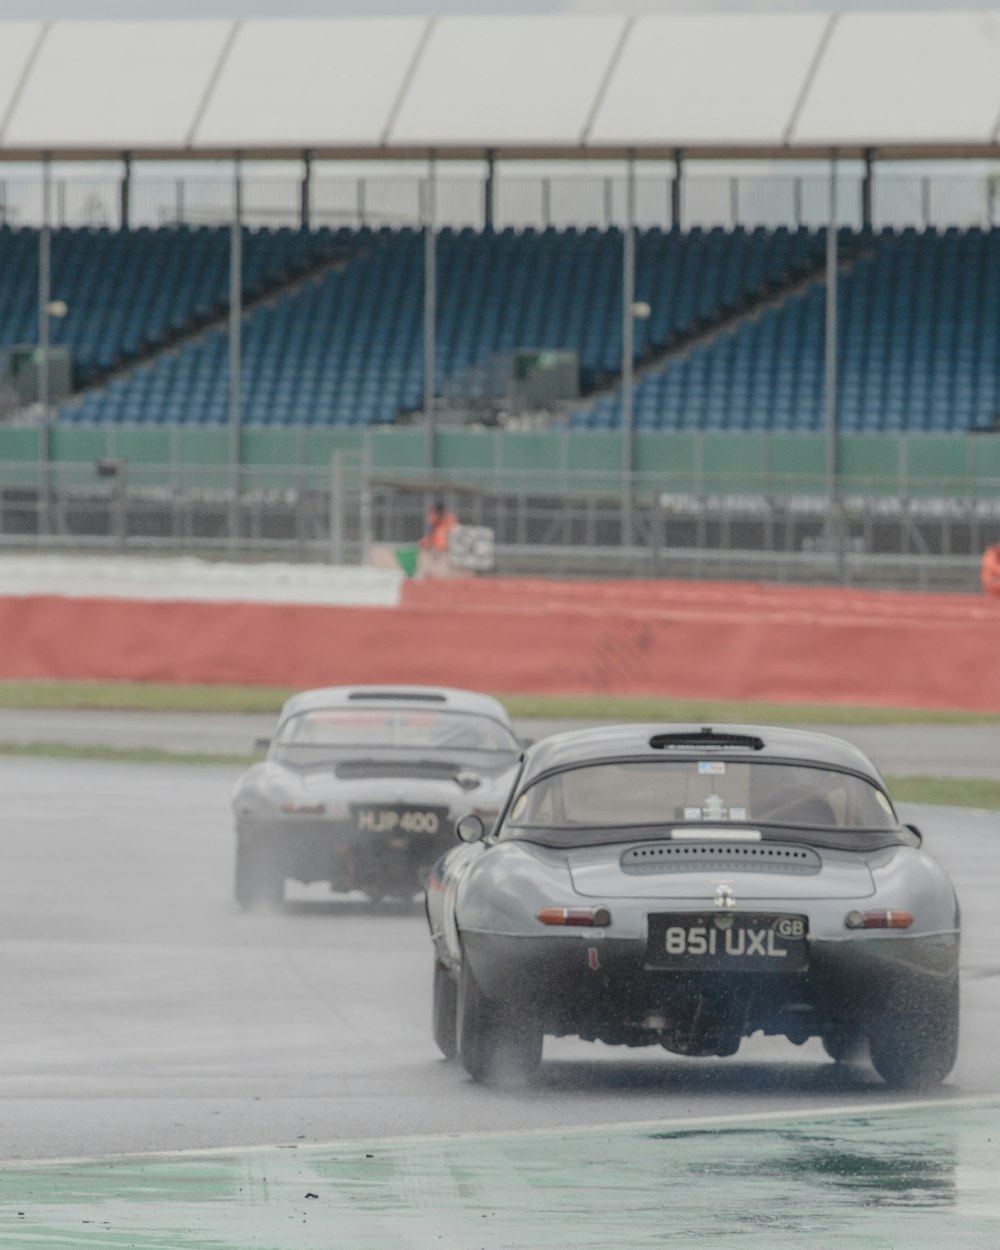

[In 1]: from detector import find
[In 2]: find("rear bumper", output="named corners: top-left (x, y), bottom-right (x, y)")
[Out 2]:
top-left (237, 817), bottom-right (452, 889)
top-left (461, 928), bottom-right (960, 1040)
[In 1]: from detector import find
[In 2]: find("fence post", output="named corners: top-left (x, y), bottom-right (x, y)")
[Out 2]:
top-left (357, 178), bottom-right (367, 228)
top-left (120, 153), bottom-right (133, 231)
top-left (485, 150), bottom-right (496, 231)
top-left (115, 463), bottom-right (128, 550)
top-left (359, 446), bottom-right (374, 566)
top-left (649, 491), bottom-right (661, 576)
top-left (329, 451), bottom-right (344, 565)
top-left (228, 157), bottom-right (243, 546)
top-left (424, 152), bottom-right (437, 472)
top-left (861, 148), bottom-right (875, 228)
top-left (824, 155), bottom-right (845, 583)
top-left (622, 153), bottom-right (636, 550)
top-left (300, 150), bottom-right (313, 231)
top-left (671, 149), bottom-right (684, 230)
top-left (38, 156), bottom-right (53, 538)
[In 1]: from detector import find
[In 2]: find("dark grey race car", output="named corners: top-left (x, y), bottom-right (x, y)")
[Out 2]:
top-left (427, 723), bottom-right (961, 1089)
top-left (233, 685), bottom-right (522, 908)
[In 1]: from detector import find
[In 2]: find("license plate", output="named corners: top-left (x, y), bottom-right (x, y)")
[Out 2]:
top-left (646, 912), bottom-right (809, 972)
top-left (352, 806), bottom-right (446, 837)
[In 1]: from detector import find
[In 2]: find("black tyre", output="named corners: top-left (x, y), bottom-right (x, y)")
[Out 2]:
top-left (456, 958), bottom-right (542, 1084)
top-left (234, 838), bottom-right (285, 910)
top-left (432, 960), bottom-right (458, 1060)
top-left (867, 980), bottom-right (959, 1090)
top-left (821, 1025), bottom-right (865, 1064)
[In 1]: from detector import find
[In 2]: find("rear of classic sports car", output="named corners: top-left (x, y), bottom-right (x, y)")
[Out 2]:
top-left (456, 836), bottom-right (959, 1077)
top-left (233, 687), bottom-right (521, 907)
top-left (432, 726), bottom-right (961, 1088)
top-left (237, 764), bottom-right (480, 902)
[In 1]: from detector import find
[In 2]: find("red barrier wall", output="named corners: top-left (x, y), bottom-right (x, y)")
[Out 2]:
top-left (3, 577), bottom-right (1000, 710)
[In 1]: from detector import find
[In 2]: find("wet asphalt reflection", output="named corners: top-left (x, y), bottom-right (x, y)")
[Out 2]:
top-left (2, 1102), bottom-right (997, 1248)
top-left (0, 753), bottom-right (997, 1246)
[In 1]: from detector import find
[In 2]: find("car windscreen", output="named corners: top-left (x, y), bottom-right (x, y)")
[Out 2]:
top-left (272, 707), bottom-right (520, 762)
top-left (504, 759), bottom-right (897, 834)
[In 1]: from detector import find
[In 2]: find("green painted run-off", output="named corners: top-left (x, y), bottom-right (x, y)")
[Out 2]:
top-left (1, 1102), bottom-right (997, 1249)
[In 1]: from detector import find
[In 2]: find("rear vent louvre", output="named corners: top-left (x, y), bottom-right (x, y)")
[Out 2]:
top-left (621, 842), bottom-right (821, 875)
top-left (347, 690), bottom-right (447, 703)
top-left (649, 727), bottom-right (765, 751)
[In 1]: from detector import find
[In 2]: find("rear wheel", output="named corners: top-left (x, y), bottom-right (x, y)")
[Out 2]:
top-left (456, 959), bottom-right (542, 1084)
top-left (234, 838), bottom-right (285, 910)
top-left (432, 960), bottom-right (458, 1060)
top-left (821, 1025), bottom-right (865, 1065)
top-left (867, 980), bottom-right (959, 1090)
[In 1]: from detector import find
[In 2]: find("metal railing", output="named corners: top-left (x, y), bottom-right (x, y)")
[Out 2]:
top-left (1, 170), bottom-right (999, 234)
top-left (0, 456), bottom-right (992, 592)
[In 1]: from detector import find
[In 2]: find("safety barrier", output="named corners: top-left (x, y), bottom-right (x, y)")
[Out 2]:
top-left (2, 575), bottom-right (999, 711)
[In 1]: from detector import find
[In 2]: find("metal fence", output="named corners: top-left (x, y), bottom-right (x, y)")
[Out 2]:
top-left (1, 169), bottom-right (999, 233)
top-left (0, 456), bottom-right (992, 592)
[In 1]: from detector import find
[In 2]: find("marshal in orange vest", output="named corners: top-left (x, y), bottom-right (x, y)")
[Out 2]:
top-left (981, 543), bottom-right (1000, 597)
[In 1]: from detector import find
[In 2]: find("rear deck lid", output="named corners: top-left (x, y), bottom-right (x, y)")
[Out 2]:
top-left (568, 836), bottom-right (876, 900)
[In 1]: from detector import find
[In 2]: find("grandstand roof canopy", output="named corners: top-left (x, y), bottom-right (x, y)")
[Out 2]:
top-left (2, 12), bottom-right (1000, 163)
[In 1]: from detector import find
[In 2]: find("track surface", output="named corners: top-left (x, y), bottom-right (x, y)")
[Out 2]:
top-left (1, 707), bottom-right (1000, 778)
top-left (0, 755), bottom-right (997, 1163)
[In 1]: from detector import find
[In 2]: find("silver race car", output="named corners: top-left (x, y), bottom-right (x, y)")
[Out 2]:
top-left (427, 724), bottom-right (960, 1089)
top-left (232, 686), bottom-right (522, 908)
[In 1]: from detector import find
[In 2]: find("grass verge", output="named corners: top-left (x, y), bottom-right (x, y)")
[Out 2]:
top-left (884, 775), bottom-right (1000, 810)
top-left (0, 681), bottom-right (998, 726)
top-left (0, 742), bottom-right (256, 767)
top-left (501, 694), bottom-right (1000, 727)
top-left (0, 681), bottom-right (293, 714)
top-left (0, 741), bottom-right (997, 809)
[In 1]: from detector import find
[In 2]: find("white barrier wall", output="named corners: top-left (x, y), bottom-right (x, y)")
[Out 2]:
top-left (0, 555), bottom-right (403, 607)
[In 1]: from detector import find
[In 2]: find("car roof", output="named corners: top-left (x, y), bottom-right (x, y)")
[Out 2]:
top-left (278, 685), bottom-right (513, 727)
top-left (521, 723), bottom-right (883, 784)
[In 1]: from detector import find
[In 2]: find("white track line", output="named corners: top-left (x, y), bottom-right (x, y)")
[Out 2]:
top-left (4, 1092), bottom-right (997, 1171)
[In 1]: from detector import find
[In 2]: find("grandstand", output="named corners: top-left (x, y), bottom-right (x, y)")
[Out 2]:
top-left (0, 224), bottom-right (346, 390)
top-left (582, 226), bottom-right (1000, 436)
top-left (48, 223), bottom-right (830, 428)
top-left (18, 221), bottom-right (991, 439)
top-left (0, 12), bottom-right (999, 585)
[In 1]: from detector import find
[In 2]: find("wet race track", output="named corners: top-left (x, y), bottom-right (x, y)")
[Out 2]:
top-left (0, 730), bottom-right (998, 1246)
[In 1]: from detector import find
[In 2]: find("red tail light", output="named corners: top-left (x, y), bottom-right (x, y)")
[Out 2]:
top-left (844, 909), bottom-right (913, 930)
top-left (536, 907), bottom-right (611, 928)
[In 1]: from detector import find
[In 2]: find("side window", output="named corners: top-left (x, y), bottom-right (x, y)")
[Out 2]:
top-left (511, 775), bottom-right (561, 825)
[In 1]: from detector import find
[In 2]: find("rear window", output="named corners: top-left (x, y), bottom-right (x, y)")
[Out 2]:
top-left (274, 707), bottom-right (519, 757)
top-left (505, 759), bottom-right (896, 832)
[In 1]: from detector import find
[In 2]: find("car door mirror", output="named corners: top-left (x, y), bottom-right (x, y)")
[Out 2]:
top-left (456, 813), bottom-right (486, 843)
top-left (904, 823), bottom-right (923, 846)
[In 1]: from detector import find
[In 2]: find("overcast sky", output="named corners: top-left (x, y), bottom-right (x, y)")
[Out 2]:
top-left (0, 0), bottom-right (994, 17)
